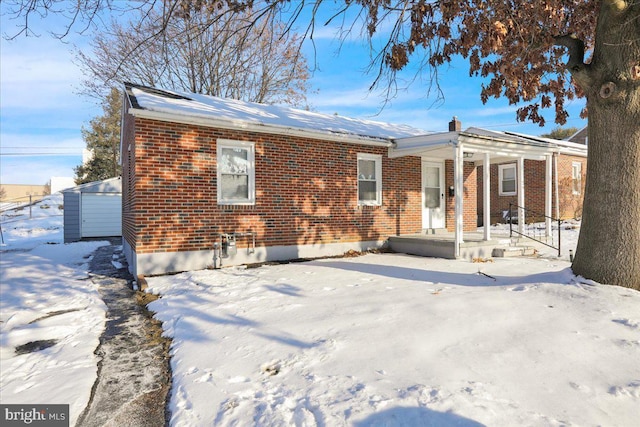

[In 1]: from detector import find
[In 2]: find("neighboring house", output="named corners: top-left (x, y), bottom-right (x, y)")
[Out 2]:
top-left (121, 83), bottom-right (587, 277)
top-left (567, 126), bottom-right (588, 146)
top-left (49, 176), bottom-right (76, 194)
top-left (62, 177), bottom-right (122, 243)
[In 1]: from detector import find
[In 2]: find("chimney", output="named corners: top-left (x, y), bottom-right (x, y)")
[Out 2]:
top-left (449, 116), bottom-right (461, 132)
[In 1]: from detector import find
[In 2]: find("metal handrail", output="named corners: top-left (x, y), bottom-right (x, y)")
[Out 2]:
top-left (508, 203), bottom-right (561, 257)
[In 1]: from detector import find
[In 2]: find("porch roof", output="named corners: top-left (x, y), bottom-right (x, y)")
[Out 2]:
top-left (389, 127), bottom-right (560, 162)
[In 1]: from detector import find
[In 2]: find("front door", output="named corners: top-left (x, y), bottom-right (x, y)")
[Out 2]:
top-left (422, 161), bottom-right (445, 229)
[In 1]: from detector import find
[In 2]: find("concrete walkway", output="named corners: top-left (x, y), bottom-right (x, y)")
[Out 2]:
top-left (77, 241), bottom-right (171, 427)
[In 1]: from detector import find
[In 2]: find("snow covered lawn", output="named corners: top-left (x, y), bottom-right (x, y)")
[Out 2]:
top-left (1, 196), bottom-right (638, 426)
top-left (0, 194), bottom-right (109, 426)
top-left (147, 252), bottom-right (640, 426)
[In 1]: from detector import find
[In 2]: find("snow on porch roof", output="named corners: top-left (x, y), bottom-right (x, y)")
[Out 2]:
top-left (124, 83), bottom-right (428, 145)
top-left (390, 126), bottom-right (566, 160)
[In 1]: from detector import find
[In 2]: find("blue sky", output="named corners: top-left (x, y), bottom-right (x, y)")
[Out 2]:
top-left (0, 4), bottom-right (587, 186)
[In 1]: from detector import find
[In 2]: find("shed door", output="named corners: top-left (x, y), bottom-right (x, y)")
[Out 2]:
top-left (81, 193), bottom-right (122, 237)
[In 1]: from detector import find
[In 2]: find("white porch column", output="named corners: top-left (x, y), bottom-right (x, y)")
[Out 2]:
top-left (483, 152), bottom-right (491, 241)
top-left (545, 155), bottom-right (553, 237)
top-left (517, 156), bottom-right (525, 234)
top-left (454, 143), bottom-right (464, 257)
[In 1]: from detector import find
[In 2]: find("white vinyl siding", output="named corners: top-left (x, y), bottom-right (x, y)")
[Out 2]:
top-left (357, 153), bottom-right (382, 206)
top-left (572, 162), bottom-right (582, 195)
top-left (217, 139), bottom-right (255, 205)
top-left (499, 163), bottom-right (517, 196)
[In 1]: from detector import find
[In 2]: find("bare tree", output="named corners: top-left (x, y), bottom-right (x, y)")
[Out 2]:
top-left (75, 2), bottom-right (310, 106)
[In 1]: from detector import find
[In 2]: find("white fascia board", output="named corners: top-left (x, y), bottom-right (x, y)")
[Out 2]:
top-left (128, 108), bottom-right (394, 148)
top-left (555, 140), bottom-right (588, 157)
top-left (459, 134), bottom-right (557, 157)
top-left (501, 130), bottom-right (588, 157)
top-left (390, 131), bottom-right (557, 160)
top-left (388, 143), bottom-right (453, 158)
top-left (395, 131), bottom-right (457, 145)
top-left (390, 131), bottom-right (459, 158)
top-left (557, 146), bottom-right (588, 158)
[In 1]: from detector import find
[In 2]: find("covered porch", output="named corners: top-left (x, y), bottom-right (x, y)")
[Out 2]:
top-left (388, 125), bottom-right (559, 259)
top-left (387, 230), bottom-right (537, 260)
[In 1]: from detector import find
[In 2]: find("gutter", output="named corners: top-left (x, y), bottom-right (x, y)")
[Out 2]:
top-left (128, 108), bottom-right (395, 148)
top-left (459, 131), bottom-right (558, 150)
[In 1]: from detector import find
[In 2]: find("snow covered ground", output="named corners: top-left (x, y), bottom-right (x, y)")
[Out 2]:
top-left (0, 194), bottom-right (109, 426)
top-left (146, 228), bottom-right (639, 426)
top-left (1, 195), bottom-right (638, 426)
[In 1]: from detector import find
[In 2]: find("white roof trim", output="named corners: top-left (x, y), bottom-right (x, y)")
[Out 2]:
top-left (390, 129), bottom-right (559, 160)
top-left (503, 130), bottom-right (588, 156)
top-left (62, 177), bottom-right (122, 193)
top-left (128, 107), bottom-right (395, 148)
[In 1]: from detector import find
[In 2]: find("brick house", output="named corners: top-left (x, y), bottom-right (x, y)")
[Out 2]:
top-left (477, 130), bottom-right (588, 225)
top-left (121, 83), bottom-right (586, 276)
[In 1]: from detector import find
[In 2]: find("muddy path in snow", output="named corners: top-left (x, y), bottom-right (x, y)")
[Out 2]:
top-left (77, 240), bottom-right (171, 427)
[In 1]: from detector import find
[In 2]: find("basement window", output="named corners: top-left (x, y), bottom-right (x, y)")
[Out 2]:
top-left (357, 153), bottom-right (382, 206)
top-left (217, 139), bottom-right (255, 205)
top-left (499, 163), bottom-right (517, 196)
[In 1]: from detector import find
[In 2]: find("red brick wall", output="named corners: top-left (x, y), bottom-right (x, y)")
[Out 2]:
top-left (122, 116), bottom-right (424, 255)
top-left (557, 154), bottom-right (586, 219)
top-left (121, 107), bottom-right (137, 252)
top-left (477, 156), bottom-right (587, 225)
top-left (444, 160), bottom-right (478, 232)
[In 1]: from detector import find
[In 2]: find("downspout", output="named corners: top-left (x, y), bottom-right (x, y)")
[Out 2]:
top-left (483, 152), bottom-right (491, 241)
top-left (545, 155), bottom-right (553, 237)
top-left (453, 142), bottom-right (464, 258)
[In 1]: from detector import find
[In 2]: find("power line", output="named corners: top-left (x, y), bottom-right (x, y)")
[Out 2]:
top-left (1, 146), bottom-right (84, 149)
top-left (0, 153), bottom-right (82, 156)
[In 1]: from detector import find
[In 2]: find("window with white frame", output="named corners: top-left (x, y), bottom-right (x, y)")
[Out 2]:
top-left (217, 139), bottom-right (255, 205)
top-left (498, 163), bottom-right (517, 196)
top-left (357, 153), bottom-right (382, 205)
top-left (572, 161), bottom-right (582, 195)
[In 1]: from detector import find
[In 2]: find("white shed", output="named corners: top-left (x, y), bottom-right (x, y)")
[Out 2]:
top-left (63, 177), bottom-right (122, 243)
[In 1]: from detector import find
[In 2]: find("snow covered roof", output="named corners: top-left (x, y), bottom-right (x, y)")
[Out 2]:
top-left (62, 177), bottom-right (122, 194)
top-left (498, 129), bottom-right (588, 157)
top-left (124, 83), bottom-right (428, 145)
top-left (391, 126), bottom-right (587, 160)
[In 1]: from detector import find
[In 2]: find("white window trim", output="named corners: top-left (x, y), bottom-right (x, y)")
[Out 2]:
top-left (498, 163), bottom-right (517, 196)
top-left (357, 153), bottom-right (383, 206)
top-left (217, 139), bottom-right (255, 205)
top-left (572, 161), bottom-right (582, 195)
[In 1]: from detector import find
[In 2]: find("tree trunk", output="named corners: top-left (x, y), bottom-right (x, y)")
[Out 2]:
top-left (571, 1), bottom-right (640, 290)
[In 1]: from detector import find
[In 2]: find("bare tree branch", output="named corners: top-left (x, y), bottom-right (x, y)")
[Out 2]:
top-left (76, 1), bottom-right (310, 107)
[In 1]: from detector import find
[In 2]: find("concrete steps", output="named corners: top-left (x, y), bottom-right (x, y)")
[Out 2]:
top-left (421, 228), bottom-right (449, 235)
top-left (492, 246), bottom-right (537, 257)
top-left (389, 233), bottom-right (539, 260)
